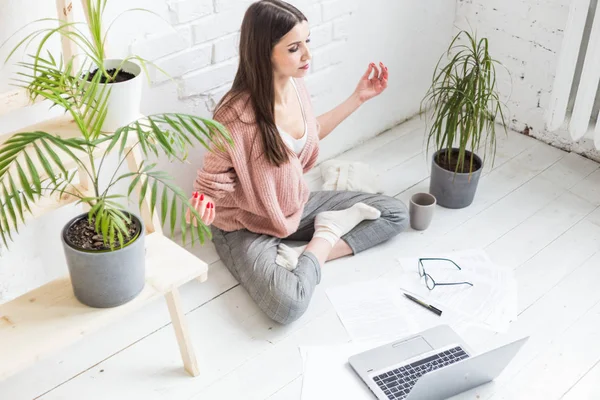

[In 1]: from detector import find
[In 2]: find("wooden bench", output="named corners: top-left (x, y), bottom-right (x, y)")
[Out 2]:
top-left (0, 233), bottom-right (207, 381)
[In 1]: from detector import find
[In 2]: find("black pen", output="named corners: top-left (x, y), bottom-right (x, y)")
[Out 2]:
top-left (403, 293), bottom-right (443, 316)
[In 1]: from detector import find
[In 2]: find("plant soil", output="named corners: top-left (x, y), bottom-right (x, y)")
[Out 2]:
top-left (86, 68), bottom-right (136, 84)
top-left (65, 217), bottom-right (137, 251)
top-left (436, 149), bottom-right (482, 173)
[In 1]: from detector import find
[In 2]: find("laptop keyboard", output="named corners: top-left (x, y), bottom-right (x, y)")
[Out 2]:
top-left (372, 346), bottom-right (469, 400)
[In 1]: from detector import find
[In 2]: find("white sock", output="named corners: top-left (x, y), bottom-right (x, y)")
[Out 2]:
top-left (313, 203), bottom-right (381, 247)
top-left (275, 243), bottom-right (309, 271)
top-left (275, 243), bottom-right (300, 271)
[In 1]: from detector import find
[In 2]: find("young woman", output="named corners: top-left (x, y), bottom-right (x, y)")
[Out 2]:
top-left (187, 0), bottom-right (408, 324)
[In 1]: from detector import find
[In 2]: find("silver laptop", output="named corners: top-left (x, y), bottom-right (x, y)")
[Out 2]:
top-left (348, 325), bottom-right (528, 400)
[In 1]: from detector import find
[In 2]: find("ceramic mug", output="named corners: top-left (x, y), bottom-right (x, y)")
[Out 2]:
top-left (409, 193), bottom-right (437, 230)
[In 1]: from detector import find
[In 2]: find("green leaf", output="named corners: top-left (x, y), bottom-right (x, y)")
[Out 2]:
top-left (93, 205), bottom-right (105, 233)
top-left (8, 173), bottom-right (25, 223)
top-left (150, 179), bottom-right (158, 219)
top-left (161, 185), bottom-right (168, 225)
top-left (16, 162), bottom-right (34, 202)
top-left (101, 212), bottom-right (110, 239)
top-left (132, 123), bottom-right (148, 156)
top-left (180, 202), bottom-right (188, 246)
top-left (196, 222), bottom-right (205, 245)
top-left (142, 163), bottom-right (157, 173)
top-left (138, 177), bottom-right (149, 211)
top-left (170, 195), bottom-right (177, 238)
top-left (89, 199), bottom-right (104, 219)
top-left (21, 193), bottom-right (32, 215)
top-left (148, 117), bottom-right (173, 154)
top-left (111, 213), bottom-right (128, 235)
top-left (108, 223), bottom-right (115, 249)
top-left (165, 115), bottom-right (192, 147)
top-left (105, 127), bottom-right (123, 154)
top-left (188, 118), bottom-right (212, 149)
top-left (0, 146), bottom-right (23, 174)
top-left (128, 174), bottom-right (142, 197)
top-left (32, 143), bottom-right (58, 183)
top-left (118, 127), bottom-right (129, 156)
top-left (2, 183), bottom-right (19, 233)
top-left (0, 200), bottom-right (12, 247)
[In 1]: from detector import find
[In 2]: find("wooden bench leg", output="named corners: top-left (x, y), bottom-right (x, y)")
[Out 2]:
top-left (196, 272), bottom-right (208, 283)
top-left (165, 288), bottom-right (200, 377)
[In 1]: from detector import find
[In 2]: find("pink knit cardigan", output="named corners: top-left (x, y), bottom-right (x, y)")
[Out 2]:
top-left (193, 78), bottom-right (320, 238)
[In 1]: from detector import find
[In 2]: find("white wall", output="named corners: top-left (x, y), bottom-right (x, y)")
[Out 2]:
top-left (0, 0), bottom-right (455, 302)
top-left (455, 0), bottom-right (600, 162)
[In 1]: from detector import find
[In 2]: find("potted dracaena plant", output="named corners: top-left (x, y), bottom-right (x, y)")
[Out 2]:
top-left (421, 30), bottom-right (508, 209)
top-left (0, 4), bottom-right (231, 308)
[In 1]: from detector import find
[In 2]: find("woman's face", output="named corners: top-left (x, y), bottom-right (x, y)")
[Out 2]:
top-left (272, 21), bottom-right (311, 79)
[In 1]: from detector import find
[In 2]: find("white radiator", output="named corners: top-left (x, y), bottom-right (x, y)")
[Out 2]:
top-left (548, 0), bottom-right (600, 149)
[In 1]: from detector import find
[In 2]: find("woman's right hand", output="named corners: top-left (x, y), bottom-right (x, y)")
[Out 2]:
top-left (185, 192), bottom-right (215, 226)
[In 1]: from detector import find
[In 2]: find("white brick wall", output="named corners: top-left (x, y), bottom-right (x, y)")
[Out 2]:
top-left (178, 59), bottom-right (238, 97)
top-left (310, 41), bottom-right (346, 72)
top-left (167, 0), bottom-right (213, 24)
top-left (455, 0), bottom-right (600, 161)
top-left (213, 33), bottom-right (240, 63)
top-left (305, 65), bottom-right (337, 97)
top-left (136, 0), bottom-right (358, 105)
top-left (214, 0), bottom-right (254, 13)
top-left (190, 7), bottom-right (246, 44)
top-left (309, 22), bottom-right (333, 49)
top-left (206, 84), bottom-right (234, 112)
top-left (149, 44), bottom-right (212, 84)
top-left (129, 27), bottom-right (191, 61)
top-left (333, 16), bottom-right (350, 40)
top-left (321, 0), bottom-right (358, 21)
top-left (301, 1), bottom-right (322, 24)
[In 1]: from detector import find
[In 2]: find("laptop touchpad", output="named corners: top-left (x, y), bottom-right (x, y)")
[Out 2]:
top-left (384, 337), bottom-right (434, 367)
top-left (354, 336), bottom-right (435, 373)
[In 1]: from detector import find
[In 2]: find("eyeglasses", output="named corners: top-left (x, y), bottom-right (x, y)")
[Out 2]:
top-left (418, 258), bottom-right (474, 290)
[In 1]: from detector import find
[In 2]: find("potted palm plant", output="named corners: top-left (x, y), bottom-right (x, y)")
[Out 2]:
top-left (421, 30), bottom-right (508, 209)
top-left (0, 21), bottom-right (231, 309)
top-left (3, 0), bottom-right (170, 131)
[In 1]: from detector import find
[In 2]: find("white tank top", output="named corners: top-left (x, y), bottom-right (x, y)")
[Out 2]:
top-left (277, 78), bottom-right (307, 155)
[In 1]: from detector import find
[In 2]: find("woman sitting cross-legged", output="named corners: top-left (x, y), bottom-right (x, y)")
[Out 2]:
top-left (187, 0), bottom-right (409, 325)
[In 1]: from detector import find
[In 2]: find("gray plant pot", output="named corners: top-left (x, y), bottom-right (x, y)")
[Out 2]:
top-left (429, 149), bottom-right (483, 209)
top-left (61, 212), bottom-right (146, 308)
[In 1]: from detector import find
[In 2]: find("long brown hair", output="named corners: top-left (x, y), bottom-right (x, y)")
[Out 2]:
top-left (214, 0), bottom-right (307, 167)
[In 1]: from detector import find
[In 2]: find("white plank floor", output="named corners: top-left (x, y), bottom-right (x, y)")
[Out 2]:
top-left (2, 116), bottom-right (600, 400)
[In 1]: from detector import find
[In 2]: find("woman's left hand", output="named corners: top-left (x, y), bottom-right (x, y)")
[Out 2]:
top-left (354, 62), bottom-right (388, 104)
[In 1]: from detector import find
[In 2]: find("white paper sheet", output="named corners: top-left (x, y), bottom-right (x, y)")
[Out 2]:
top-left (325, 279), bottom-right (421, 343)
top-left (300, 343), bottom-right (382, 400)
top-left (397, 249), bottom-right (518, 332)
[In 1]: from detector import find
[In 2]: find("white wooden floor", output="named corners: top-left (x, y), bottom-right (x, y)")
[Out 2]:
top-left (2, 116), bottom-right (600, 400)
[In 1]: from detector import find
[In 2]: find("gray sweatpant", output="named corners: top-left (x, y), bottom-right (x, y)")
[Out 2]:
top-left (210, 191), bottom-right (409, 325)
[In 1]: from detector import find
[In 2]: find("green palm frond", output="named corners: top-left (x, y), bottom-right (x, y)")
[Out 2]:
top-left (0, 131), bottom-right (91, 185)
top-left (126, 166), bottom-right (210, 245)
top-left (13, 53), bottom-right (110, 140)
top-left (0, 172), bottom-right (79, 247)
top-left (421, 30), bottom-right (509, 174)
top-left (123, 114), bottom-right (232, 157)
